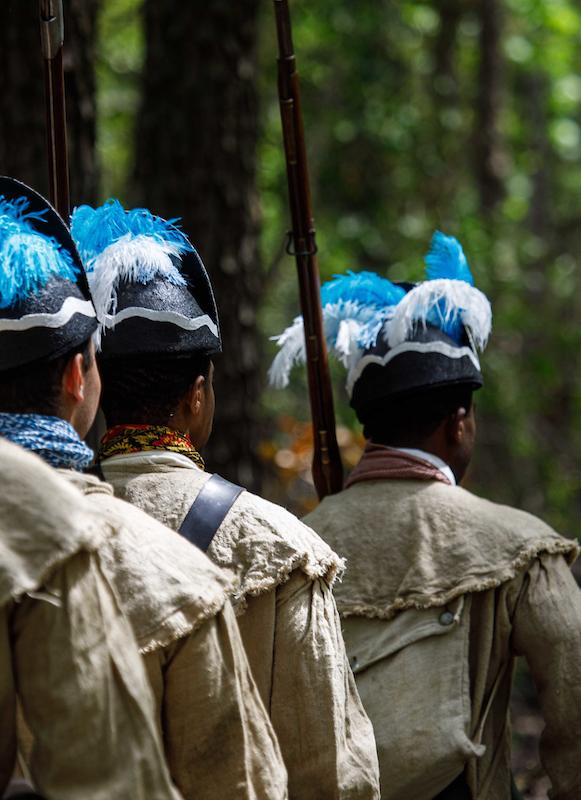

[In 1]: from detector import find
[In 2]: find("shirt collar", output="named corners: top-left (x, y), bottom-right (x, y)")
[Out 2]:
top-left (390, 446), bottom-right (456, 486)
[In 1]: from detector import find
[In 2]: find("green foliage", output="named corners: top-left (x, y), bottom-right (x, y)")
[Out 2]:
top-left (96, 0), bottom-right (581, 534)
top-left (258, 0), bottom-right (581, 533)
top-left (96, 0), bottom-right (144, 202)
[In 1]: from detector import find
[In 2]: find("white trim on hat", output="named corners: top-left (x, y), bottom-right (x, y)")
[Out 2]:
top-left (0, 296), bottom-right (96, 332)
top-left (346, 340), bottom-right (481, 397)
top-left (101, 306), bottom-right (219, 338)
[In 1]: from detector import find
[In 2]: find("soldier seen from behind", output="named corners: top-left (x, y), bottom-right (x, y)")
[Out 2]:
top-left (72, 199), bottom-right (381, 800)
top-left (272, 232), bottom-right (581, 800)
top-left (0, 177), bottom-right (287, 800)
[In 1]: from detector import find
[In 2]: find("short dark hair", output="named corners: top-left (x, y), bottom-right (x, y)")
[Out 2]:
top-left (363, 384), bottom-right (475, 447)
top-left (99, 354), bottom-right (211, 427)
top-left (0, 338), bottom-right (94, 416)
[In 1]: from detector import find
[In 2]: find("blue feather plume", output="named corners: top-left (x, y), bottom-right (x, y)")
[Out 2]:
top-left (0, 195), bottom-right (78, 309)
top-left (423, 231), bottom-right (473, 341)
top-left (321, 270), bottom-right (406, 309)
top-left (424, 230), bottom-right (473, 285)
top-left (269, 270), bottom-right (406, 387)
top-left (71, 199), bottom-right (193, 274)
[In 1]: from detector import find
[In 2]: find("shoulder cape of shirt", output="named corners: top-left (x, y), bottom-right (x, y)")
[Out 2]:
top-left (0, 439), bottom-right (103, 605)
top-left (62, 469), bottom-right (233, 653)
top-left (100, 450), bottom-right (344, 611)
top-left (304, 478), bottom-right (579, 620)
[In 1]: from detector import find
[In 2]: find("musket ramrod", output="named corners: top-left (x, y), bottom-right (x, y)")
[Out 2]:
top-left (273, 0), bottom-right (343, 499)
top-left (39, 0), bottom-right (70, 220)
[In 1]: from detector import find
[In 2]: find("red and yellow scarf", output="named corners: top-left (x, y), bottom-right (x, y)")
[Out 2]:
top-left (98, 424), bottom-right (205, 470)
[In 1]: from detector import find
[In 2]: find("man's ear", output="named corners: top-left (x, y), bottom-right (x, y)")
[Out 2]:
top-left (444, 407), bottom-right (468, 445)
top-left (62, 353), bottom-right (86, 404)
top-left (186, 375), bottom-right (207, 417)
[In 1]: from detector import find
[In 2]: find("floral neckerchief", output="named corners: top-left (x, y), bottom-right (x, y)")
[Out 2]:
top-left (98, 424), bottom-right (205, 470)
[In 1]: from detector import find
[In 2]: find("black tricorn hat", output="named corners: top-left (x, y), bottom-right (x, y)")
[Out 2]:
top-left (269, 234), bottom-right (492, 424)
top-left (349, 316), bottom-right (484, 424)
top-left (70, 201), bottom-right (221, 360)
top-left (0, 177), bottom-right (97, 372)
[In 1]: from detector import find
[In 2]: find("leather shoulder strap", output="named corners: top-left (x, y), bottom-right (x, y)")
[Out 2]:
top-left (178, 473), bottom-right (243, 552)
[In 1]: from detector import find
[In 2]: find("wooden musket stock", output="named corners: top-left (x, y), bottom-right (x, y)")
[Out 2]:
top-left (273, 0), bottom-right (343, 499)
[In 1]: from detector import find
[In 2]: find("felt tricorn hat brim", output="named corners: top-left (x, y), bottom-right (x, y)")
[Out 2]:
top-left (349, 322), bottom-right (483, 424)
top-left (0, 177), bottom-right (97, 372)
top-left (97, 249), bottom-right (222, 360)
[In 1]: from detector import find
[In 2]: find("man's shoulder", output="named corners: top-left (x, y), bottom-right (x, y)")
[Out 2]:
top-left (307, 477), bottom-right (563, 542)
top-left (233, 486), bottom-right (332, 550)
top-left (0, 444), bottom-right (104, 604)
top-left (207, 483), bottom-right (343, 603)
top-left (305, 478), bottom-right (578, 621)
top-left (81, 471), bottom-right (229, 585)
top-left (61, 467), bottom-right (232, 652)
top-left (107, 457), bottom-right (344, 602)
top-left (426, 481), bottom-right (565, 542)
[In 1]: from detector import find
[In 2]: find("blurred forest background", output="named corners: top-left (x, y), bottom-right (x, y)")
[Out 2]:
top-left (1, 1), bottom-right (580, 795)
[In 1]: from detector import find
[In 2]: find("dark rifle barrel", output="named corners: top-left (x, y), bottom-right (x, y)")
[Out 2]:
top-left (39, 0), bottom-right (70, 220)
top-left (273, 0), bottom-right (343, 498)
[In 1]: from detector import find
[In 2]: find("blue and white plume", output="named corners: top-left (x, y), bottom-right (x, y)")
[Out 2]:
top-left (268, 271), bottom-right (406, 388)
top-left (269, 231), bottom-right (492, 393)
top-left (71, 199), bottom-right (192, 325)
top-left (0, 195), bottom-right (77, 309)
top-left (386, 231), bottom-right (491, 350)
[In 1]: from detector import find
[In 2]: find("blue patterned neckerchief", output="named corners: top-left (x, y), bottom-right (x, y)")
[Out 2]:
top-left (0, 413), bottom-right (94, 470)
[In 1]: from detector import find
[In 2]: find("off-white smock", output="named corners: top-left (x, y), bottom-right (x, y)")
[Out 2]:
top-left (101, 449), bottom-right (381, 800)
top-left (305, 478), bottom-right (581, 800)
top-left (60, 469), bottom-right (287, 800)
top-left (0, 439), bottom-right (181, 800)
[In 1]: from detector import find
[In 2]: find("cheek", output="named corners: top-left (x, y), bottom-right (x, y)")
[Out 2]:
top-left (87, 365), bottom-right (102, 405)
top-left (94, 368), bottom-right (102, 398)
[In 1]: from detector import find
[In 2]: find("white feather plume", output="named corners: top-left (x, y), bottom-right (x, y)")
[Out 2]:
top-left (268, 317), bottom-right (305, 388)
top-left (87, 234), bottom-right (186, 323)
top-left (386, 279), bottom-right (492, 351)
top-left (268, 299), bottom-right (401, 387)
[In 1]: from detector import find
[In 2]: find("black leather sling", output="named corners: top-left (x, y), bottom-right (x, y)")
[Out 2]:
top-left (178, 473), bottom-right (243, 552)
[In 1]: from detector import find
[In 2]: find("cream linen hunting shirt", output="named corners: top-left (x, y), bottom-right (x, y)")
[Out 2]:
top-left (0, 439), bottom-right (181, 800)
top-left (305, 476), bottom-right (581, 800)
top-left (58, 468), bottom-right (288, 800)
top-left (101, 448), bottom-right (381, 800)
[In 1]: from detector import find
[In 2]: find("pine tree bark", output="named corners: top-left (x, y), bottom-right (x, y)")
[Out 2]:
top-left (134, 0), bottom-right (264, 491)
top-left (0, 0), bottom-right (99, 208)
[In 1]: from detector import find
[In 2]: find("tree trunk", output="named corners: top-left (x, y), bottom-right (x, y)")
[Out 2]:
top-left (134, 0), bottom-right (264, 491)
top-left (521, 71), bottom-right (551, 237)
top-left (426, 0), bottom-right (463, 206)
top-left (64, 0), bottom-right (100, 207)
top-left (474, 0), bottom-right (505, 213)
top-left (0, 0), bottom-right (99, 209)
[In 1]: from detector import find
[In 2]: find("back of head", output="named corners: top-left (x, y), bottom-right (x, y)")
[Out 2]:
top-left (0, 339), bottom-right (93, 417)
top-left (362, 384), bottom-right (475, 449)
top-left (100, 353), bottom-right (211, 427)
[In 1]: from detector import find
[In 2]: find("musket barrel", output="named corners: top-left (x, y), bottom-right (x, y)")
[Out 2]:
top-left (272, 0), bottom-right (343, 498)
top-left (39, 0), bottom-right (70, 221)
top-left (40, 0), bottom-right (64, 59)
top-left (274, 0), bottom-right (295, 60)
